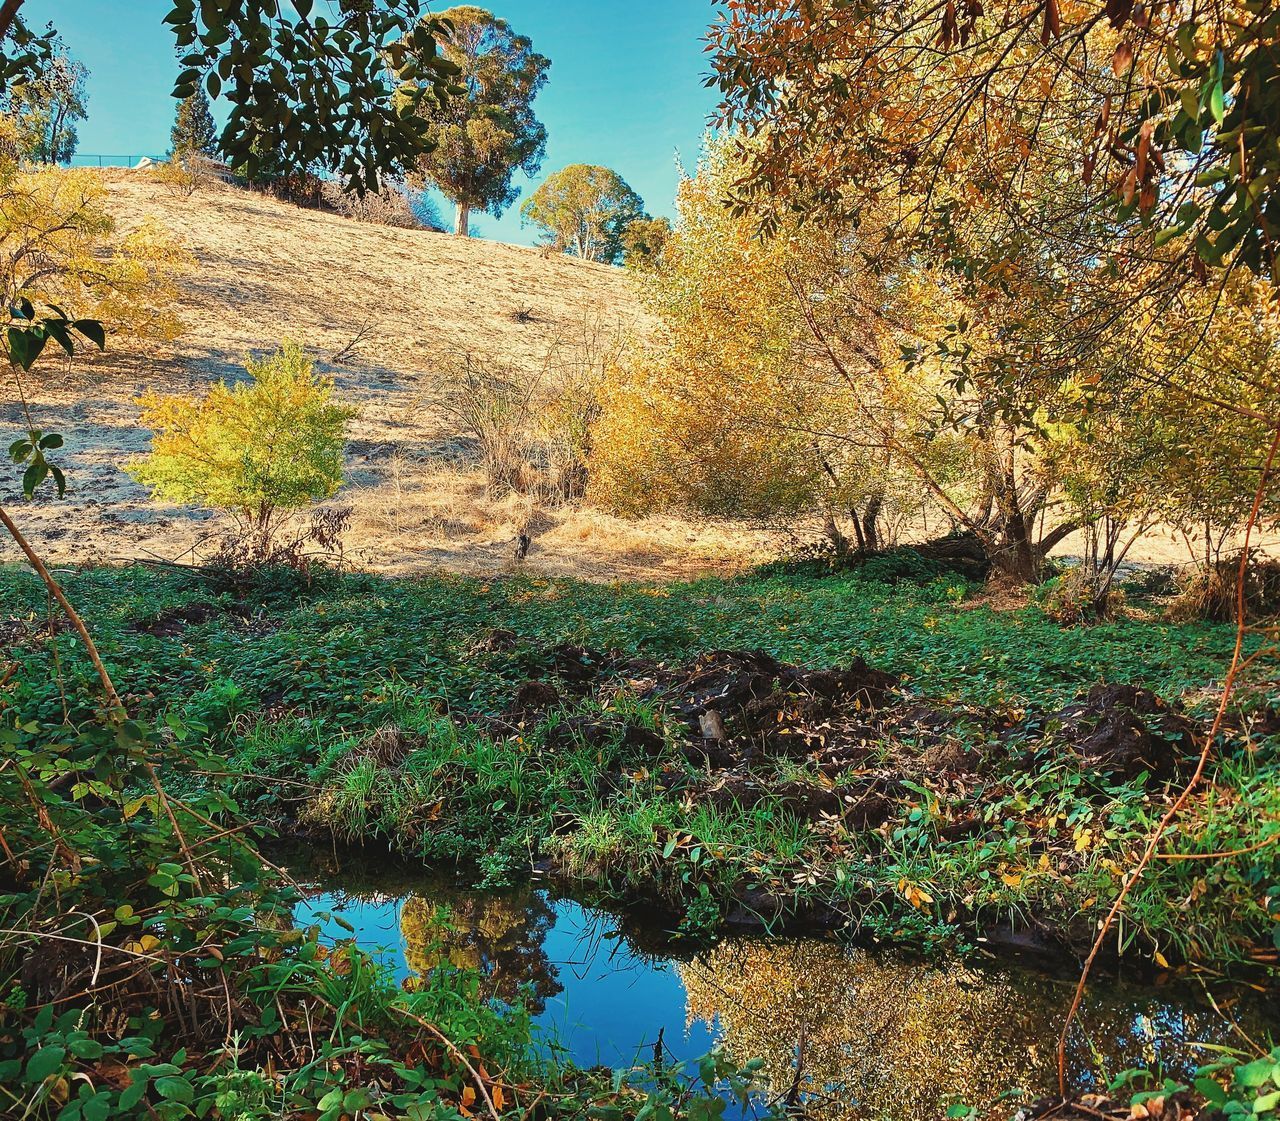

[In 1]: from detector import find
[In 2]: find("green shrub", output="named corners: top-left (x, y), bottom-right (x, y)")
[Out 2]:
top-left (130, 342), bottom-right (354, 554)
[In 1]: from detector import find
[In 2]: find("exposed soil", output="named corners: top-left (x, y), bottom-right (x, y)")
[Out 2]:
top-left (464, 647), bottom-right (1200, 818)
top-left (1027, 683), bottom-right (1197, 782)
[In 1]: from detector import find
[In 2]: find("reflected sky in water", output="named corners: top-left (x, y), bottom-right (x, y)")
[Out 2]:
top-left (295, 879), bottom-right (718, 1070)
top-left (291, 854), bottom-right (1277, 1118)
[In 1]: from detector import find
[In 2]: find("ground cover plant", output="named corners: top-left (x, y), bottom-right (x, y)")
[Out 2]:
top-left (2, 0), bottom-right (1279, 1114)
top-left (0, 572), bottom-right (768, 1119)
top-left (2, 560), bottom-right (1276, 973)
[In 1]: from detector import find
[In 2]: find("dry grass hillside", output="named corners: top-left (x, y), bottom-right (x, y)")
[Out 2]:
top-left (0, 171), bottom-right (779, 579)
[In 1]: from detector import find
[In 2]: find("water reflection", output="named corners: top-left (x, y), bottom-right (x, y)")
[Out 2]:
top-left (680, 941), bottom-right (1267, 1116)
top-left (400, 892), bottom-right (562, 1013)
top-left (288, 851), bottom-right (1276, 1118)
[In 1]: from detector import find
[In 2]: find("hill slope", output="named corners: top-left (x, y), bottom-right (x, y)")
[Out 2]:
top-left (0, 172), bottom-right (774, 578)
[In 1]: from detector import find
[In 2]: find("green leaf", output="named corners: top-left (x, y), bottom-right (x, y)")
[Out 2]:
top-left (72, 320), bottom-right (105, 350)
top-left (154, 1075), bottom-right (194, 1103)
top-left (1253, 1091), bottom-right (1280, 1114)
top-left (118, 1078), bottom-right (148, 1111)
top-left (1237, 1060), bottom-right (1277, 1089)
top-left (26, 1045), bottom-right (67, 1082)
top-left (80, 1092), bottom-right (112, 1121)
top-left (67, 1038), bottom-right (103, 1060)
top-left (1196, 1077), bottom-right (1228, 1105)
top-left (22, 460), bottom-right (48, 498)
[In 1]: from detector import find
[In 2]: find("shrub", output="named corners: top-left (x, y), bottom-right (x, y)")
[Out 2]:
top-left (1040, 566), bottom-right (1126, 625)
top-left (431, 317), bottom-right (622, 503)
top-left (319, 179), bottom-right (427, 229)
top-left (153, 153), bottom-right (221, 199)
top-left (1168, 552), bottom-right (1280, 622)
top-left (130, 342), bottom-right (355, 557)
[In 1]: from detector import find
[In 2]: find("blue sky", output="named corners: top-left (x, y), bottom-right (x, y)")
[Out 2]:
top-left (22, 1), bottom-right (719, 245)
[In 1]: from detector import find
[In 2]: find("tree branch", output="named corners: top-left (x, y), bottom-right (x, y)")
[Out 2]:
top-left (0, 0), bottom-right (24, 44)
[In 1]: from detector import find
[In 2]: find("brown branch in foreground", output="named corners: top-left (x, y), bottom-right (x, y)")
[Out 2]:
top-left (0, 500), bottom-right (206, 888)
top-left (1055, 423), bottom-right (1280, 1095)
top-left (393, 1006), bottom-right (504, 1121)
top-left (0, 503), bottom-right (123, 714)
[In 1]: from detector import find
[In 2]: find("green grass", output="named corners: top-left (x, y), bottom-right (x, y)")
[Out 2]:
top-left (2, 561), bottom-right (1277, 968)
top-left (0, 562), bottom-right (1253, 712)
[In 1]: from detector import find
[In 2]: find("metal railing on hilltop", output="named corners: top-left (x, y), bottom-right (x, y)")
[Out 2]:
top-left (65, 154), bottom-right (165, 169)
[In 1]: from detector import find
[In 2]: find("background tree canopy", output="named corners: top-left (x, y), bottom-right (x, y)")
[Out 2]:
top-left (170, 88), bottom-right (218, 159)
top-left (4, 30), bottom-right (85, 164)
top-left (521, 163), bottom-right (647, 264)
top-left (406, 5), bottom-right (550, 236)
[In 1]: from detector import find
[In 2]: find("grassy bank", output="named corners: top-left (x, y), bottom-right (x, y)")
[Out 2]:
top-left (2, 560), bottom-right (1278, 969)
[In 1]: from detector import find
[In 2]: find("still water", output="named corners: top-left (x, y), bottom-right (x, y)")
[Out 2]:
top-left (289, 850), bottom-right (1277, 1118)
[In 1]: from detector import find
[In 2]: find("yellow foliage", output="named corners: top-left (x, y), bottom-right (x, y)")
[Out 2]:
top-left (0, 162), bottom-right (191, 345)
top-left (591, 136), bottom-right (918, 529)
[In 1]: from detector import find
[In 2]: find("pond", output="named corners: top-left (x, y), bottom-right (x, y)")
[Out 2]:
top-left (288, 849), bottom-right (1278, 1119)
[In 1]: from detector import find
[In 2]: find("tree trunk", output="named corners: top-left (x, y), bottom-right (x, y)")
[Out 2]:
top-left (861, 493), bottom-right (884, 554)
top-left (982, 507), bottom-right (1043, 582)
top-left (454, 202), bottom-right (470, 237)
top-left (824, 511), bottom-right (850, 557)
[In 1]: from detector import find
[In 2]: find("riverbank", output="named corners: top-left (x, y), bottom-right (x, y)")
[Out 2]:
top-left (3, 560), bottom-right (1277, 973)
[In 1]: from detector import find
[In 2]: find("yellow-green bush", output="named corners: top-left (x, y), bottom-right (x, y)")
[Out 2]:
top-left (130, 342), bottom-right (355, 548)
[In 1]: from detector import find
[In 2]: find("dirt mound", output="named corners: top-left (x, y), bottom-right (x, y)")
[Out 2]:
top-left (1045, 683), bottom-right (1195, 781)
top-left (471, 627), bottom-right (518, 653)
top-left (542, 714), bottom-right (664, 755)
top-left (131, 601), bottom-right (225, 637)
top-left (511, 680), bottom-right (561, 714)
top-left (630, 649), bottom-right (899, 763)
top-left (548, 644), bottom-right (604, 688)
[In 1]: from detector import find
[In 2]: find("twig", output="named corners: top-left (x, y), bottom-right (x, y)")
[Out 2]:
top-left (393, 1006), bottom-right (504, 1121)
top-left (328, 316), bottom-right (378, 363)
top-left (1154, 831), bottom-right (1280, 861)
top-left (1056, 424), bottom-right (1280, 1093)
top-left (0, 504), bottom-right (123, 714)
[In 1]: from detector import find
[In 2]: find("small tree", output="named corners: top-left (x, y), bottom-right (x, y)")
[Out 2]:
top-left (170, 89), bottom-right (218, 158)
top-left (521, 164), bottom-right (646, 264)
top-left (130, 343), bottom-right (355, 554)
top-left (406, 6), bottom-right (549, 237)
top-left (5, 32), bottom-right (86, 164)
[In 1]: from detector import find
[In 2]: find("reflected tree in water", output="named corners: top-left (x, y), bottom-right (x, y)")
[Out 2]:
top-left (680, 942), bottom-right (1259, 1116)
top-left (400, 887), bottom-right (563, 1014)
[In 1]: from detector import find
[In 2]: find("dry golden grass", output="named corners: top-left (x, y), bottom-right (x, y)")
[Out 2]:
top-left (2, 170), bottom-right (1259, 581)
top-left (0, 170), bottom-right (780, 579)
